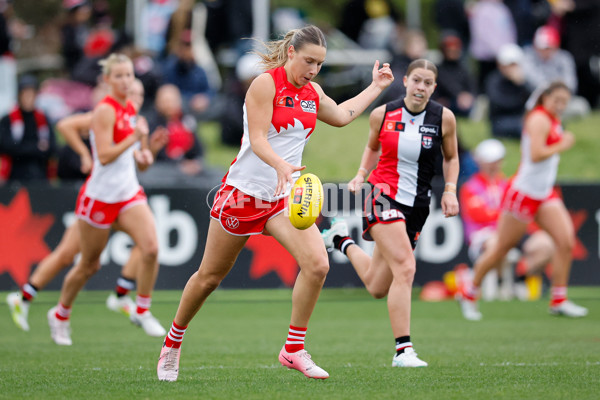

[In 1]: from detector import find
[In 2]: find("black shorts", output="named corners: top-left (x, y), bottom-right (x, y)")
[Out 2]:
top-left (362, 185), bottom-right (430, 249)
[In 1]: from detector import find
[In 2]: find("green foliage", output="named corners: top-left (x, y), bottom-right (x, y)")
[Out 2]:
top-left (1, 288), bottom-right (598, 399)
top-left (200, 111), bottom-right (600, 183)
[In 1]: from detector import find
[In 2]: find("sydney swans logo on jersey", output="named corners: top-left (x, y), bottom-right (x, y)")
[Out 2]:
top-left (276, 96), bottom-right (294, 108)
top-left (300, 100), bottom-right (317, 114)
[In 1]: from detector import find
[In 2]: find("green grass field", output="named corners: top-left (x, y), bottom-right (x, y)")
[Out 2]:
top-left (199, 111), bottom-right (600, 183)
top-left (2, 288), bottom-right (598, 399)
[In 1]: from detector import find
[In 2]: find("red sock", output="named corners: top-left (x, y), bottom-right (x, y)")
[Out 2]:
top-left (285, 325), bottom-right (307, 353)
top-left (136, 294), bottom-right (151, 314)
top-left (550, 286), bottom-right (567, 307)
top-left (164, 320), bottom-right (187, 349)
top-left (55, 302), bottom-right (71, 321)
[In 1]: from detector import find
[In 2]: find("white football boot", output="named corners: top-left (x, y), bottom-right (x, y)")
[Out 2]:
top-left (131, 311), bottom-right (167, 337)
top-left (549, 300), bottom-right (588, 318)
top-left (47, 307), bottom-right (72, 346)
top-left (6, 292), bottom-right (30, 331)
top-left (392, 348), bottom-right (428, 367)
top-left (321, 218), bottom-right (349, 250)
top-left (106, 293), bottom-right (136, 316)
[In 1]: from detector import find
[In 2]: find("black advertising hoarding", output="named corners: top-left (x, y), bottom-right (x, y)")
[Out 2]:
top-left (0, 182), bottom-right (598, 291)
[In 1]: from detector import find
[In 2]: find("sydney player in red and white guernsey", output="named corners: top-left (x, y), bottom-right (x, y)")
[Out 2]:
top-left (6, 80), bottom-right (158, 332)
top-left (157, 25), bottom-right (393, 381)
top-left (322, 59), bottom-right (460, 367)
top-left (47, 54), bottom-right (166, 346)
top-left (459, 81), bottom-right (588, 320)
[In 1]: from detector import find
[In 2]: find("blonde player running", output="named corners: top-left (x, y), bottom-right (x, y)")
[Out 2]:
top-left (47, 54), bottom-right (165, 345)
top-left (6, 80), bottom-right (158, 332)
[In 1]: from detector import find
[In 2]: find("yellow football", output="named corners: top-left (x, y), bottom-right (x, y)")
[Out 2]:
top-left (288, 173), bottom-right (323, 230)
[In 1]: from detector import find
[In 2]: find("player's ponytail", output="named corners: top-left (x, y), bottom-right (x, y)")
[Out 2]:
top-left (254, 25), bottom-right (327, 70)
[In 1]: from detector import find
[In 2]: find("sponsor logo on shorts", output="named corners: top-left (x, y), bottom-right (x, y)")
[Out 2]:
top-left (419, 124), bottom-right (439, 135)
top-left (385, 120), bottom-right (405, 132)
top-left (92, 211), bottom-right (105, 222)
top-left (300, 100), bottom-right (317, 113)
top-left (422, 136), bottom-right (432, 149)
top-left (381, 209), bottom-right (404, 221)
top-left (225, 216), bottom-right (240, 229)
top-left (276, 96), bottom-right (294, 108)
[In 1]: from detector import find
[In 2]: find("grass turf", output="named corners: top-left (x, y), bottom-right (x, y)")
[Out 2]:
top-left (2, 288), bottom-right (598, 399)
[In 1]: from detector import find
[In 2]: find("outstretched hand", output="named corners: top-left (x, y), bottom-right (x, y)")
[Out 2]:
top-left (274, 160), bottom-right (306, 197)
top-left (372, 60), bottom-right (394, 90)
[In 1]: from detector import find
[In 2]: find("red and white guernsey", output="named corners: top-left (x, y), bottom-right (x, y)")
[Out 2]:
top-left (84, 96), bottom-right (141, 203)
top-left (225, 66), bottom-right (319, 201)
top-left (512, 106), bottom-right (563, 199)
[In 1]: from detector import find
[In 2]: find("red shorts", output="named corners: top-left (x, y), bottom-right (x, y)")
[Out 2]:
top-left (501, 185), bottom-right (561, 222)
top-left (75, 184), bottom-right (147, 229)
top-left (210, 183), bottom-right (286, 236)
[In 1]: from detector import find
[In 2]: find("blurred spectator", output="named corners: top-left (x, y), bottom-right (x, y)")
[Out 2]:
top-left (61, 0), bottom-right (92, 77)
top-left (139, 0), bottom-right (178, 57)
top-left (522, 25), bottom-right (589, 118)
top-left (204, 0), bottom-right (254, 56)
top-left (433, 0), bottom-right (470, 51)
top-left (338, 0), bottom-right (401, 49)
top-left (218, 53), bottom-right (262, 146)
top-left (504, 0), bottom-right (536, 46)
top-left (71, 26), bottom-right (115, 86)
top-left (145, 84), bottom-right (204, 176)
top-left (161, 29), bottom-right (214, 116)
top-left (468, 0), bottom-right (518, 93)
top-left (164, 0), bottom-right (193, 57)
top-left (485, 44), bottom-right (531, 139)
top-left (379, 29), bottom-right (428, 104)
top-left (562, 0), bottom-right (600, 108)
top-left (0, 75), bottom-right (56, 184)
top-left (433, 31), bottom-right (476, 118)
top-left (0, 0), bottom-right (16, 116)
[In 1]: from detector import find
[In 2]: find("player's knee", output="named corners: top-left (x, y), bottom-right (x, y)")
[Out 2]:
top-left (56, 249), bottom-right (77, 267)
top-left (392, 258), bottom-right (416, 284)
top-left (303, 255), bottom-right (329, 281)
top-left (367, 286), bottom-right (389, 299)
top-left (140, 241), bottom-right (159, 261)
top-left (196, 272), bottom-right (222, 293)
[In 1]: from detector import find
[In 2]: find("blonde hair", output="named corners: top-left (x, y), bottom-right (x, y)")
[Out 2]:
top-left (405, 59), bottom-right (438, 80)
top-left (98, 53), bottom-right (132, 76)
top-left (255, 25), bottom-right (327, 70)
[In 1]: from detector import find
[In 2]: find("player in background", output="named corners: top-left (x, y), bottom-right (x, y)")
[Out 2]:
top-left (458, 81), bottom-right (588, 319)
top-left (47, 54), bottom-right (165, 346)
top-left (458, 138), bottom-right (554, 306)
top-left (322, 59), bottom-right (460, 367)
top-left (5, 80), bottom-right (162, 332)
top-left (156, 25), bottom-right (394, 381)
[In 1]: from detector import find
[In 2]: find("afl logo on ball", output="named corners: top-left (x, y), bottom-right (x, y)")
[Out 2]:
top-left (225, 217), bottom-right (240, 229)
